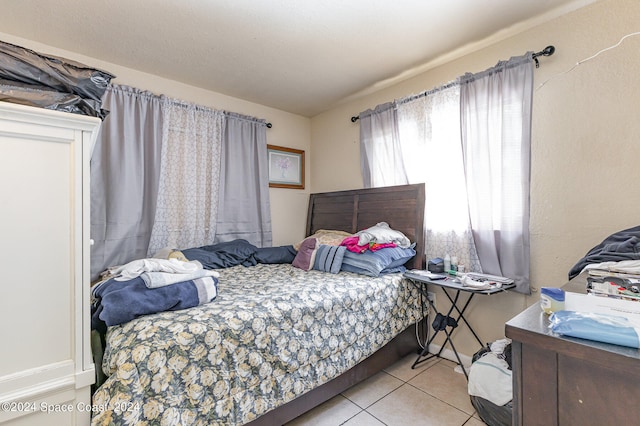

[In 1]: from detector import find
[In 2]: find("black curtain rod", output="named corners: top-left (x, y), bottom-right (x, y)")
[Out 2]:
top-left (350, 45), bottom-right (555, 123)
top-left (266, 122), bottom-right (272, 128)
top-left (532, 45), bottom-right (555, 68)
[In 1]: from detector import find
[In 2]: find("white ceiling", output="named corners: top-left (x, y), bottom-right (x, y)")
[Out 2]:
top-left (0, 0), bottom-right (595, 117)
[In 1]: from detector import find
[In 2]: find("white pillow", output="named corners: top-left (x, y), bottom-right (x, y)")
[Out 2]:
top-left (355, 222), bottom-right (411, 248)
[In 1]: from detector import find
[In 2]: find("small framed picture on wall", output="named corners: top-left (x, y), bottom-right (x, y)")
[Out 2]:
top-left (267, 144), bottom-right (305, 189)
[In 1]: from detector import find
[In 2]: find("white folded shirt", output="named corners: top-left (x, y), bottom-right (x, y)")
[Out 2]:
top-left (110, 258), bottom-right (203, 281)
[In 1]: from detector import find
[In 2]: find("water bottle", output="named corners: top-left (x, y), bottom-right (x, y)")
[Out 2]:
top-left (443, 254), bottom-right (451, 272)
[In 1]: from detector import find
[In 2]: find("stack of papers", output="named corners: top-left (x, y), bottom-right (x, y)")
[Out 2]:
top-left (586, 273), bottom-right (640, 302)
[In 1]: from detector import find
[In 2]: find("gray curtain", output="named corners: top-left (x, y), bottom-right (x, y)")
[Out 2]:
top-left (459, 54), bottom-right (534, 294)
top-left (359, 102), bottom-right (408, 188)
top-left (90, 85), bottom-right (163, 280)
top-left (215, 112), bottom-right (272, 246)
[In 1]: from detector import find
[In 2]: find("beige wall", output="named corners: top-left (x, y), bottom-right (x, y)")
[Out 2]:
top-left (0, 31), bottom-right (312, 248)
top-left (311, 0), bottom-right (640, 358)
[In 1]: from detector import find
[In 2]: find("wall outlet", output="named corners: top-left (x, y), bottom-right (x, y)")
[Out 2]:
top-left (427, 291), bottom-right (436, 304)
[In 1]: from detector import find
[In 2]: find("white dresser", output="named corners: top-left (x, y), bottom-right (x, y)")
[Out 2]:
top-left (0, 102), bottom-right (101, 425)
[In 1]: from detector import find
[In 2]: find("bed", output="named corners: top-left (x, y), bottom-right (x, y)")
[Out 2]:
top-left (91, 183), bottom-right (426, 425)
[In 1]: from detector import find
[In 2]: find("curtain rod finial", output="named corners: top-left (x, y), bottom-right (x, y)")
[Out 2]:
top-left (533, 45), bottom-right (555, 68)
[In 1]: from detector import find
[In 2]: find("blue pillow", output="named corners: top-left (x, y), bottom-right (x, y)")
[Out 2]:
top-left (182, 239), bottom-right (258, 269)
top-left (313, 245), bottom-right (346, 274)
top-left (253, 245), bottom-right (297, 264)
top-left (340, 245), bottom-right (416, 277)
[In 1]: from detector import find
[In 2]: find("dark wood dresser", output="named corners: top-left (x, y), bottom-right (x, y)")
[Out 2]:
top-left (505, 274), bottom-right (640, 425)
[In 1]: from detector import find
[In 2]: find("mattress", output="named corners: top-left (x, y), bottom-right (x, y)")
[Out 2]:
top-left (91, 263), bottom-right (423, 425)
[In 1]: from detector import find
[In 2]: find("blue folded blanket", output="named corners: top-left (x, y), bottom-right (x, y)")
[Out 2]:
top-left (182, 239), bottom-right (296, 269)
top-left (91, 275), bottom-right (217, 329)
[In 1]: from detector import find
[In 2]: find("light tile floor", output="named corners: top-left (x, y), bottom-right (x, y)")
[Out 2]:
top-left (286, 353), bottom-right (484, 426)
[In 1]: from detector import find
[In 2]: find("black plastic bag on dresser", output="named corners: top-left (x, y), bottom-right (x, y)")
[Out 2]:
top-left (0, 39), bottom-right (115, 105)
top-left (0, 78), bottom-right (109, 119)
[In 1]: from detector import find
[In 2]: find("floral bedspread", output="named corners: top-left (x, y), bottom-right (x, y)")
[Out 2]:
top-left (91, 264), bottom-right (424, 425)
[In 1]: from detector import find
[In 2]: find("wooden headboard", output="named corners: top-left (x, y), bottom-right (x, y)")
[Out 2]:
top-left (306, 183), bottom-right (425, 269)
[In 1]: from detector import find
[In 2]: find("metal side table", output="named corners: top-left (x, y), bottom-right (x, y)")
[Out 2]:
top-left (404, 270), bottom-right (515, 379)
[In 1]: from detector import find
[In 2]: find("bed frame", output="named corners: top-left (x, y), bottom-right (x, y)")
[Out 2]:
top-left (247, 183), bottom-right (426, 425)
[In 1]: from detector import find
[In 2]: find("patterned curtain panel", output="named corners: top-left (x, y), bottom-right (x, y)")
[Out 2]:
top-left (396, 85), bottom-right (481, 274)
top-left (147, 100), bottom-right (223, 255)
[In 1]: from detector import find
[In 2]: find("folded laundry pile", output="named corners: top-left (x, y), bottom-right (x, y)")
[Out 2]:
top-left (91, 257), bottom-right (219, 330)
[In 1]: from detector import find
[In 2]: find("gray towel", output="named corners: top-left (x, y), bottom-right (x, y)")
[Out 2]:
top-left (141, 270), bottom-right (219, 288)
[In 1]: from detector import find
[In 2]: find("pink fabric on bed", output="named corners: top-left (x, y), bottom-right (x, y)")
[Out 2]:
top-left (341, 236), bottom-right (397, 253)
top-left (341, 236), bottom-right (369, 253)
